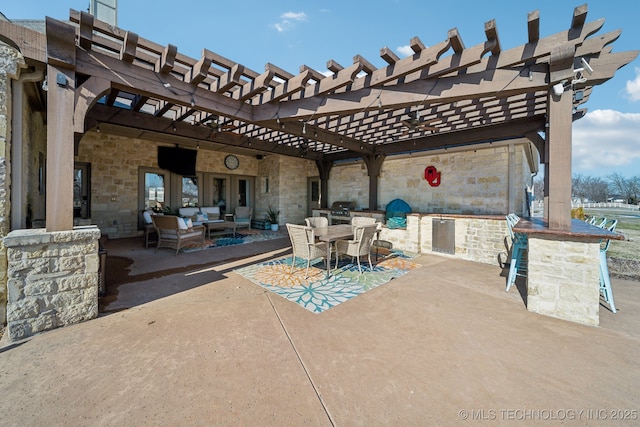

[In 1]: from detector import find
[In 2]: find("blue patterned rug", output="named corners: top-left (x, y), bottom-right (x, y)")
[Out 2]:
top-left (182, 230), bottom-right (286, 252)
top-left (235, 251), bottom-right (419, 313)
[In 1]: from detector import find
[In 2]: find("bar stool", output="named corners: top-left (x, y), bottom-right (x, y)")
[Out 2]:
top-left (506, 213), bottom-right (528, 292)
top-left (598, 219), bottom-right (617, 313)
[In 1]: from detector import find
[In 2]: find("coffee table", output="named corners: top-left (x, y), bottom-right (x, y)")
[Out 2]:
top-left (193, 220), bottom-right (236, 239)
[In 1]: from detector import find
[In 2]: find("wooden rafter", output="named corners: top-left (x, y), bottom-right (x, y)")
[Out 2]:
top-left (1, 5), bottom-right (635, 165)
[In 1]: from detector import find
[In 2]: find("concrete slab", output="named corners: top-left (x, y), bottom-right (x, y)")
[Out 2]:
top-left (1, 237), bottom-right (638, 425)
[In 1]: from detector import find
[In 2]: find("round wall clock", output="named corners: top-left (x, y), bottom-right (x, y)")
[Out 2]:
top-left (224, 154), bottom-right (239, 170)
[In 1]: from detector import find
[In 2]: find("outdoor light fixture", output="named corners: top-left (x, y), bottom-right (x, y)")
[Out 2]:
top-left (552, 59), bottom-right (594, 96)
top-left (579, 57), bottom-right (594, 75)
top-left (571, 58), bottom-right (594, 85)
top-left (553, 82), bottom-right (566, 96)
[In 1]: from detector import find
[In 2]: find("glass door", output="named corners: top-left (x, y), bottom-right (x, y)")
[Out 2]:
top-left (238, 178), bottom-right (250, 207)
top-left (308, 177), bottom-right (321, 216)
top-left (73, 162), bottom-right (91, 219)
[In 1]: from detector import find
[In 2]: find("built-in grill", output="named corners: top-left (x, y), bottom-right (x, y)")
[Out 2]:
top-left (329, 201), bottom-right (356, 225)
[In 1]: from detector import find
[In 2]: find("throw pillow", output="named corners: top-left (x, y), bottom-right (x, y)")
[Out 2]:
top-left (196, 213), bottom-right (208, 222)
top-left (178, 217), bottom-right (189, 230)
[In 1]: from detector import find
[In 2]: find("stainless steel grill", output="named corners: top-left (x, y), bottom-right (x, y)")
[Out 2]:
top-left (329, 201), bottom-right (356, 224)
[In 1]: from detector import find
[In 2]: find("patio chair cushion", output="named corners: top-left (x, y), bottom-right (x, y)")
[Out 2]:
top-left (178, 217), bottom-right (192, 230)
top-left (143, 210), bottom-right (153, 225)
top-left (200, 206), bottom-right (220, 220)
top-left (234, 206), bottom-right (252, 229)
top-left (152, 215), bottom-right (205, 255)
top-left (178, 207), bottom-right (199, 219)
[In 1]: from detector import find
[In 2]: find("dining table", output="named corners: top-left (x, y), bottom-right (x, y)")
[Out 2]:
top-left (314, 224), bottom-right (354, 278)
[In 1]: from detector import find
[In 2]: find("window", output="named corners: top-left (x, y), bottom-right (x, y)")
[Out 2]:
top-left (144, 172), bottom-right (166, 211)
top-left (181, 176), bottom-right (199, 207)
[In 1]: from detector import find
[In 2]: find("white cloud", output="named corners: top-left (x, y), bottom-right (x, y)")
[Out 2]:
top-left (572, 109), bottom-right (640, 176)
top-left (625, 67), bottom-right (640, 101)
top-left (396, 45), bottom-right (413, 57)
top-left (273, 11), bottom-right (307, 33)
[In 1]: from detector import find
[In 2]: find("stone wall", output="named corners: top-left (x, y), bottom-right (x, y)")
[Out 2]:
top-left (527, 235), bottom-right (601, 326)
top-left (1, 45), bottom-right (27, 325)
top-left (378, 214), bottom-right (509, 266)
top-left (272, 156), bottom-right (317, 224)
top-left (76, 132), bottom-right (262, 238)
top-left (3, 226), bottom-right (101, 340)
top-left (329, 162), bottom-right (369, 208)
top-left (330, 142), bottom-right (532, 215)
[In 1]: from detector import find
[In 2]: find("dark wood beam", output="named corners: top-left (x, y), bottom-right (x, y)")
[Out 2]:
top-left (85, 104), bottom-right (323, 160)
top-left (325, 116), bottom-right (545, 162)
top-left (255, 65), bottom-right (550, 122)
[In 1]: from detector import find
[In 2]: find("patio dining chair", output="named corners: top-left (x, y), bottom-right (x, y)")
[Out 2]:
top-left (505, 213), bottom-right (528, 292)
top-left (305, 216), bottom-right (328, 228)
top-left (350, 216), bottom-right (376, 229)
top-left (335, 224), bottom-right (378, 274)
top-left (286, 223), bottom-right (330, 278)
top-left (599, 219), bottom-right (618, 313)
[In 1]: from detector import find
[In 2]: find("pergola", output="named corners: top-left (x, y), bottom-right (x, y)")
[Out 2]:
top-left (1, 4), bottom-right (636, 232)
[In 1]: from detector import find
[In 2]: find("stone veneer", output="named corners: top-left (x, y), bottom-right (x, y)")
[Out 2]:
top-left (3, 226), bottom-right (101, 341)
top-left (1, 44), bottom-right (28, 325)
top-left (526, 236), bottom-right (601, 326)
top-left (378, 214), bottom-right (509, 265)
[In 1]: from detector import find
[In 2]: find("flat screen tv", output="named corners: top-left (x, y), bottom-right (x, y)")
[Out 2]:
top-left (157, 146), bottom-right (197, 176)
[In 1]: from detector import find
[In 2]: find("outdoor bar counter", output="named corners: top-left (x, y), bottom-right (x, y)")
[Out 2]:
top-left (513, 217), bottom-right (623, 326)
top-left (373, 212), bottom-right (621, 326)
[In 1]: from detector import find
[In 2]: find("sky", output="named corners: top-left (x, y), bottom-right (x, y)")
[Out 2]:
top-left (2, 1), bottom-right (639, 178)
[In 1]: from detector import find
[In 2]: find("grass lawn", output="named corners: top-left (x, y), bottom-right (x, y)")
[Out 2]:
top-left (584, 208), bottom-right (640, 280)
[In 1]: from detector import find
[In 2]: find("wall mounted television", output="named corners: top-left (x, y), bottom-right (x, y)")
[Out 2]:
top-left (157, 146), bottom-right (197, 176)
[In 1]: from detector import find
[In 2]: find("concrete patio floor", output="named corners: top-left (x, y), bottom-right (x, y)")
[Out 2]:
top-left (1, 236), bottom-right (639, 425)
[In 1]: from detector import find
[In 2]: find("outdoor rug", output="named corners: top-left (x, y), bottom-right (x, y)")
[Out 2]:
top-left (235, 250), bottom-right (420, 313)
top-left (182, 229), bottom-right (286, 252)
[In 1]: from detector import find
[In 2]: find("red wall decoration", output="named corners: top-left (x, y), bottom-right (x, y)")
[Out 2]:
top-left (424, 165), bottom-right (441, 187)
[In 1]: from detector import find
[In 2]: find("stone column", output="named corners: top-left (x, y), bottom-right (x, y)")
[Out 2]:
top-left (527, 235), bottom-right (601, 326)
top-left (3, 226), bottom-right (101, 341)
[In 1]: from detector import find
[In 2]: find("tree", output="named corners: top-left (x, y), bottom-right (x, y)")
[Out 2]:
top-left (533, 176), bottom-right (544, 201)
top-left (584, 176), bottom-right (609, 202)
top-left (608, 173), bottom-right (628, 200)
top-left (628, 176), bottom-right (640, 204)
top-left (572, 174), bottom-right (586, 201)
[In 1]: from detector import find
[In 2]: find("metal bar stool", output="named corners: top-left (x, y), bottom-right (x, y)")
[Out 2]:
top-left (506, 213), bottom-right (528, 292)
top-left (598, 219), bottom-right (618, 313)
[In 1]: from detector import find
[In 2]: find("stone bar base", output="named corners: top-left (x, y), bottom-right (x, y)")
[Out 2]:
top-left (513, 218), bottom-right (622, 327)
top-left (527, 236), bottom-right (601, 326)
top-left (3, 226), bottom-right (101, 341)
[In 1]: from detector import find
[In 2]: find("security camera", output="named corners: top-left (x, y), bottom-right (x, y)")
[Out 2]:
top-left (552, 82), bottom-right (565, 96)
top-left (581, 57), bottom-right (594, 75)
